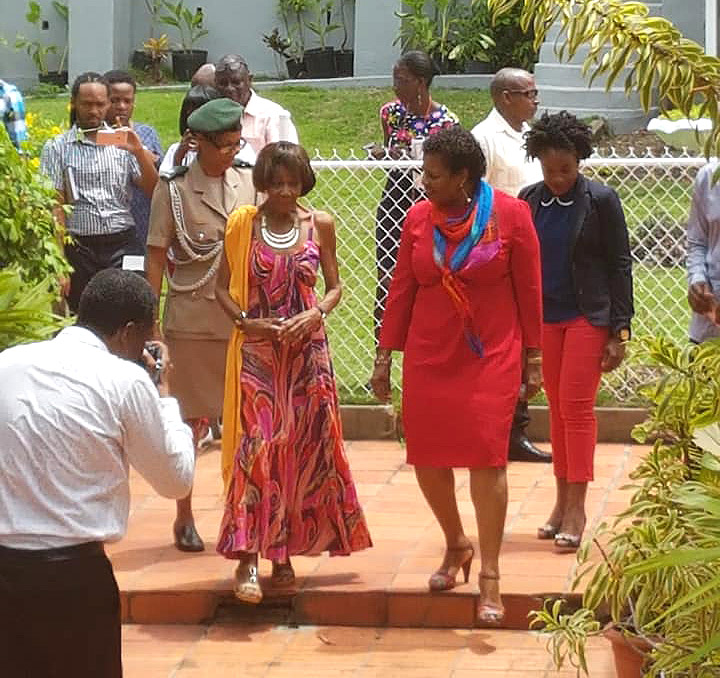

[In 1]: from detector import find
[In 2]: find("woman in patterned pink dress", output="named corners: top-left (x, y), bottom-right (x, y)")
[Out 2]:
top-left (215, 142), bottom-right (372, 603)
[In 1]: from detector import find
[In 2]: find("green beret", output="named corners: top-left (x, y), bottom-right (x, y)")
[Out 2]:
top-left (187, 98), bottom-right (244, 133)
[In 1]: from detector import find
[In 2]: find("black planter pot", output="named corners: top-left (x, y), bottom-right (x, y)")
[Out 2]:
top-left (436, 57), bottom-right (461, 75)
top-left (335, 49), bottom-right (354, 77)
top-left (171, 50), bottom-right (208, 82)
top-left (464, 60), bottom-right (494, 74)
top-left (304, 47), bottom-right (337, 79)
top-left (131, 50), bottom-right (153, 72)
top-left (285, 58), bottom-right (306, 79)
top-left (38, 70), bottom-right (68, 87)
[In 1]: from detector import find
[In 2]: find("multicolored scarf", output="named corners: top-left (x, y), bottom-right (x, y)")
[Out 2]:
top-left (432, 180), bottom-right (495, 356)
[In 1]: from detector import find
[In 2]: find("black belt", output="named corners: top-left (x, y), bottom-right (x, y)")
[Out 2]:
top-left (70, 230), bottom-right (132, 246)
top-left (0, 541), bottom-right (105, 563)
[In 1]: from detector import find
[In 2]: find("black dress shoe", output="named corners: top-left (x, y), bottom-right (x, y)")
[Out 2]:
top-left (173, 523), bottom-right (205, 552)
top-left (508, 437), bottom-right (552, 463)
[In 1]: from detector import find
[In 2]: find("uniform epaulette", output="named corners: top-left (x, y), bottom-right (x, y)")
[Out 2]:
top-left (232, 158), bottom-right (254, 168)
top-left (161, 165), bottom-right (190, 180)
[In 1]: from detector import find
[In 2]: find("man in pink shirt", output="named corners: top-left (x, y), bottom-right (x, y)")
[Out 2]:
top-left (214, 54), bottom-right (298, 155)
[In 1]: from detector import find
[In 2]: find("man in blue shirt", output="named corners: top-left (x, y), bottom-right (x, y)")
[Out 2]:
top-left (0, 79), bottom-right (28, 149)
top-left (104, 70), bottom-right (163, 258)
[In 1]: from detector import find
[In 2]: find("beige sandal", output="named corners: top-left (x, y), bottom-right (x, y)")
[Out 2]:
top-left (234, 560), bottom-right (263, 604)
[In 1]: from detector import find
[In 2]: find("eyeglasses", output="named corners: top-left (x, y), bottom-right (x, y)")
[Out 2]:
top-left (506, 88), bottom-right (539, 99)
top-left (206, 137), bottom-right (247, 153)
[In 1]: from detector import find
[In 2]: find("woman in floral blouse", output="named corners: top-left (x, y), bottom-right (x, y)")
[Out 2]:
top-left (371, 50), bottom-right (458, 339)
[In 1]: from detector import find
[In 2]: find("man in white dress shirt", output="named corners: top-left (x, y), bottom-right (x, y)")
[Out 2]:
top-left (0, 269), bottom-right (195, 678)
top-left (471, 68), bottom-right (551, 464)
top-left (214, 54), bottom-right (299, 155)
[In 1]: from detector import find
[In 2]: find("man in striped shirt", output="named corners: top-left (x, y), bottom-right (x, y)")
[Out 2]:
top-left (40, 72), bottom-right (159, 311)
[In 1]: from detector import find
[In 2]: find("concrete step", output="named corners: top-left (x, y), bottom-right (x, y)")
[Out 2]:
top-left (536, 83), bottom-right (646, 110)
top-left (535, 62), bottom-right (635, 89)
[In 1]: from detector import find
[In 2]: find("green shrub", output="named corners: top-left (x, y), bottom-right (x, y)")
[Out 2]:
top-left (0, 267), bottom-right (66, 351)
top-left (0, 125), bottom-right (68, 286)
top-left (486, 1), bottom-right (537, 71)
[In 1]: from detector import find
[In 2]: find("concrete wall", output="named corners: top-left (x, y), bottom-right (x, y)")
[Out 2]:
top-left (68, 0), bottom-right (128, 82)
top-left (128, 0), bottom-right (356, 78)
top-left (662, 0), bottom-right (706, 47)
top-left (2, 0), bottom-right (364, 90)
top-left (354, 0), bottom-right (401, 76)
top-left (0, 0), bottom-right (69, 89)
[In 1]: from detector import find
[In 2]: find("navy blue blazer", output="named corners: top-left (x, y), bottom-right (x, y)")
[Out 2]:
top-left (519, 175), bottom-right (634, 338)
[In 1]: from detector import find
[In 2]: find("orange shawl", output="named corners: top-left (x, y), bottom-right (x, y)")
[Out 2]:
top-left (221, 205), bottom-right (257, 493)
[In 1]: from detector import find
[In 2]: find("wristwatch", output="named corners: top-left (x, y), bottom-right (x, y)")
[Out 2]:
top-left (617, 327), bottom-right (631, 342)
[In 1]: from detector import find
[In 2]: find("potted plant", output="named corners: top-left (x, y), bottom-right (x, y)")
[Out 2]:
top-left (15, 1), bottom-right (69, 87)
top-left (530, 336), bottom-right (720, 678)
top-left (131, 0), bottom-right (163, 71)
top-left (394, 0), bottom-right (440, 66)
top-left (142, 34), bottom-right (170, 83)
top-left (448, 5), bottom-right (495, 74)
top-left (304, 0), bottom-right (340, 78)
top-left (276, 0), bottom-right (307, 78)
top-left (158, 0), bottom-right (209, 82)
top-left (263, 28), bottom-right (292, 78)
top-left (334, 0), bottom-right (354, 77)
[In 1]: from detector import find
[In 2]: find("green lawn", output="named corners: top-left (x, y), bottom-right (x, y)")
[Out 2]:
top-left (25, 86), bottom-right (494, 155)
top-left (25, 86), bottom-right (695, 406)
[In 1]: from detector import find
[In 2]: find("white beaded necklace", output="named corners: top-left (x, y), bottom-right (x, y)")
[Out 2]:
top-left (260, 212), bottom-right (300, 249)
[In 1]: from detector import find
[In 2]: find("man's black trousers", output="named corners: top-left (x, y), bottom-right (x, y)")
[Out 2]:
top-left (0, 542), bottom-right (122, 678)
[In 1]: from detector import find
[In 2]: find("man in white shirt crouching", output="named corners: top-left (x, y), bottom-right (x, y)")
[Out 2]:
top-left (0, 269), bottom-right (195, 678)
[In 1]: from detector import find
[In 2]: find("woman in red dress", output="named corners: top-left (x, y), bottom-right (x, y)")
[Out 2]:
top-left (370, 127), bottom-right (542, 623)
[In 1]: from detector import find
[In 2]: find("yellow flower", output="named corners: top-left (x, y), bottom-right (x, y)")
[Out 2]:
top-left (26, 112), bottom-right (36, 127)
top-left (51, 126), bottom-right (62, 135)
top-left (30, 157), bottom-right (40, 169)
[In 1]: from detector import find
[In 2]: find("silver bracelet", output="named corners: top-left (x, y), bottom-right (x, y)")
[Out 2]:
top-left (234, 309), bottom-right (248, 327)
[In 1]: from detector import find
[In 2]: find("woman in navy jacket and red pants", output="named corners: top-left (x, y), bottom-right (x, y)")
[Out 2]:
top-left (519, 111), bottom-right (633, 553)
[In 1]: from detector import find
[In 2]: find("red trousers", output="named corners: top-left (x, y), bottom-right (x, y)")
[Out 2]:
top-left (542, 316), bottom-right (609, 482)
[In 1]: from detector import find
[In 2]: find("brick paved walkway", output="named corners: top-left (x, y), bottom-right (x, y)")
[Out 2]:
top-left (110, 440), bottom-right (645, 628)
top-left (122, 623), bottom-right (618, 677)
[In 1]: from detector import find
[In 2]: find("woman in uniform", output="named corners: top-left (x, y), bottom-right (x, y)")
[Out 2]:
top-left (146, 98), bottom-right (256, 551)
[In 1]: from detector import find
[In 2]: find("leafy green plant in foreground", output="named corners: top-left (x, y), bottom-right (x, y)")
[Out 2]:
top-left (531, 336), bottom-right (720, 676)
top-left (0, 268), bottom-right (66, 351)
top-left (0, 126), bottom-right (68, 287)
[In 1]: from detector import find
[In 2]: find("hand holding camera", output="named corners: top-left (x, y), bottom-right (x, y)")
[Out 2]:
top-left (142, 341), bottom-right (171, 396)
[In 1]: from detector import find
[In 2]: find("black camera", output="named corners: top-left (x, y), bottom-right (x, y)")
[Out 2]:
top-left (144, 342), bottom-right (164, 385)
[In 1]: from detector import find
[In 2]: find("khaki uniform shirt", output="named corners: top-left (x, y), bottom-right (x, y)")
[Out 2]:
top-left (147, 161), bottom-right (256, 340)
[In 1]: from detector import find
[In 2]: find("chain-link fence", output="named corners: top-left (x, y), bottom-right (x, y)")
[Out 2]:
top-left (309, 150), bottom-right (706, 406)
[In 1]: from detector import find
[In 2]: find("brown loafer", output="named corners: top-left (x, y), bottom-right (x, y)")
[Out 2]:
top-left (173, 523), bottom-right (205, 552)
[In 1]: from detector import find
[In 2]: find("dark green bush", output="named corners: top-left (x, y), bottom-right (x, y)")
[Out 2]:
top-left (486, 1), bottom-right (537, 72)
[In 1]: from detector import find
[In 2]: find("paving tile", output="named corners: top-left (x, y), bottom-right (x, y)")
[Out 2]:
top-left (111, 442), bottom-right (644, 629)
top-left (120, 624), bottom-right (620, 678)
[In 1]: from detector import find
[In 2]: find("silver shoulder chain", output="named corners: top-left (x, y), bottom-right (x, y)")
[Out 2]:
top-left (166, 179), bottom-right (224, 293)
